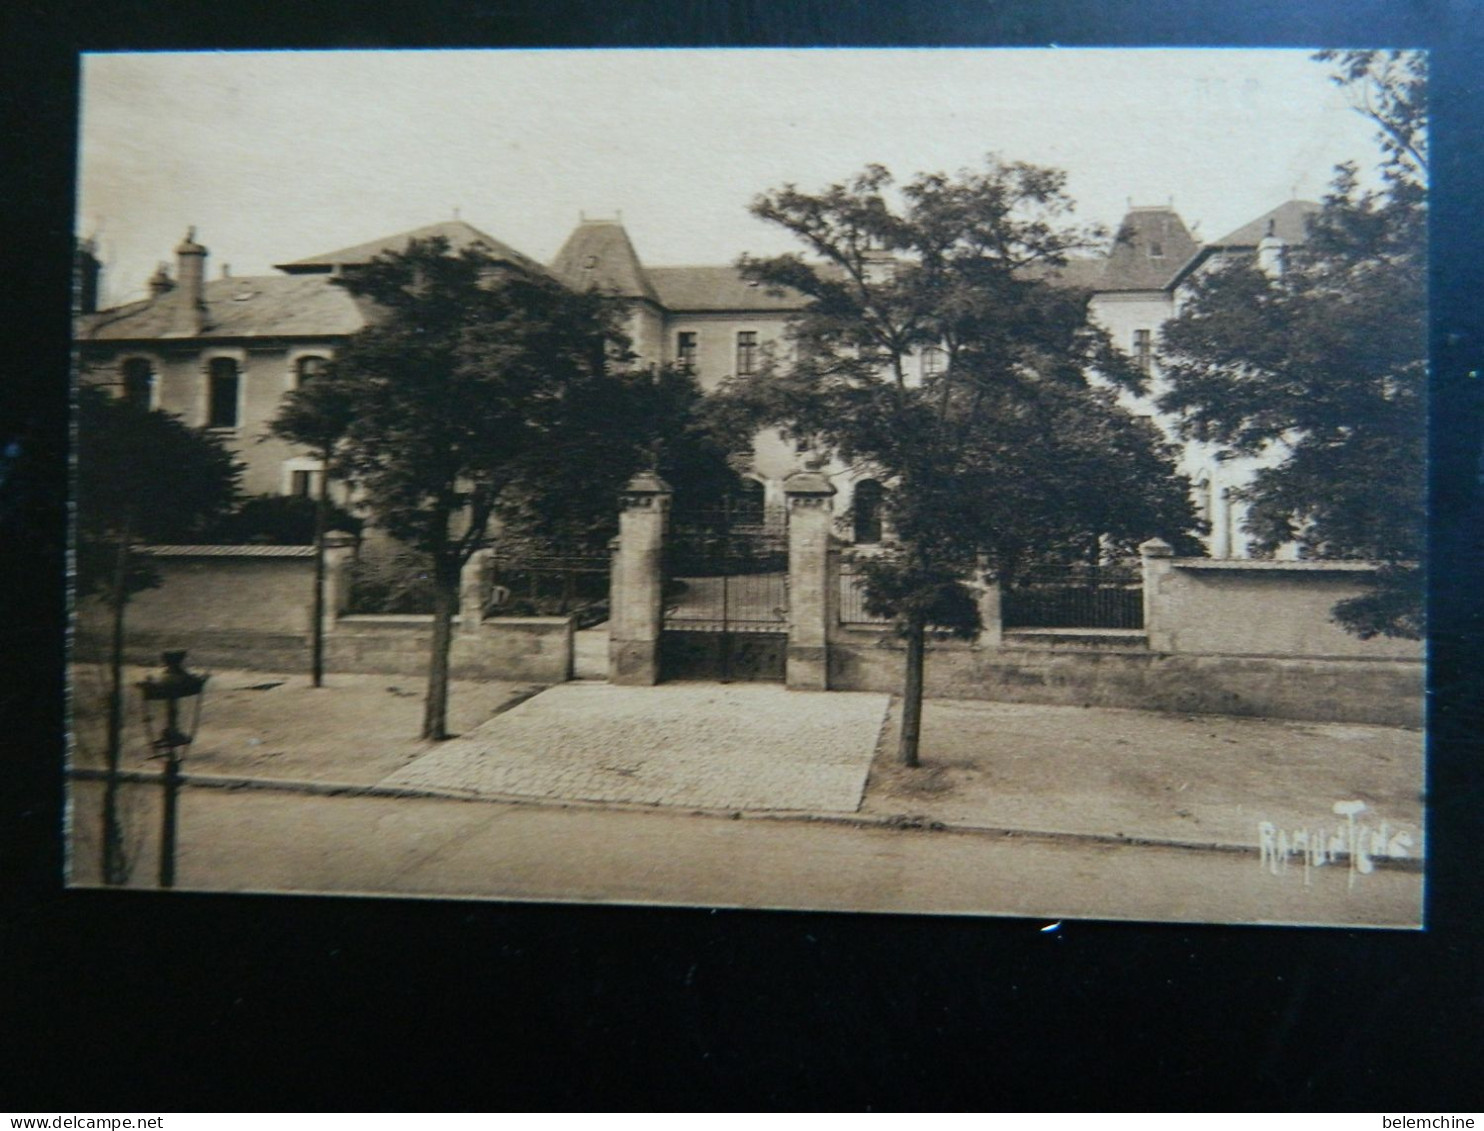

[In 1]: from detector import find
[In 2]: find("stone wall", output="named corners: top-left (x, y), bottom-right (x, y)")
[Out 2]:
top-left (1143, 558), bottom-right (1421, 660)
top-left (823, 550), bottom-right (1424, 726)
top-left (329, 615), bottom-right (572, 682)
top-left (120, 549), bottom-right (316, 635)
top-left (76, 546), bottom-right (573, 682)
top-left (827, 628), bottom-right (1422, 727)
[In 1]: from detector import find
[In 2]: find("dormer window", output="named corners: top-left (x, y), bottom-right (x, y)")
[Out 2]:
top-left (583, 255), bottom-right (599, 269)
top-left (1148, 241), bottom-right (1165, 259)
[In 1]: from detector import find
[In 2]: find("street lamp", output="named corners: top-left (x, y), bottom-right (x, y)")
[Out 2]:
top-left (138, 650), bottom-right (209, 889)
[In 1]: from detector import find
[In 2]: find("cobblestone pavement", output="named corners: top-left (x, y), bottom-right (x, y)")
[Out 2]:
top-left (381, 682), bottom-right (891, 812)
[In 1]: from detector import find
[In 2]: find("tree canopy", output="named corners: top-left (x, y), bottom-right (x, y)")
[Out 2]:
top-left (76, 383), bottom-right (242, 599)
top-left (76, 383), bottom-right (242, 884)
top-left (734, 157), bottom-right (1201, 763)
top-left (273, 236), bottom-right (723, 737)
top-left (1157, 51), bottom-right (1426, 638)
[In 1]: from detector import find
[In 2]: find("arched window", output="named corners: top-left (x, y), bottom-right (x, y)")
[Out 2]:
top-left (207, 357), bottom-right (240, 429)
top-left (295, 355), bottom-right (327, 387)
top-left (121, 358), bottom-right (152, 409)
top-left (853, 479), bottom-right (884, 544)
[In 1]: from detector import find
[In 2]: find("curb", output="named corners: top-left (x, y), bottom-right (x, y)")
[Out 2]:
top-left (66, 766), bottom-right (1425, 873)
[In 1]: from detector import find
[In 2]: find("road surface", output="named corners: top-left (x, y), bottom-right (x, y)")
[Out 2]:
top-left (67, 780), bottom-right (1422, 927)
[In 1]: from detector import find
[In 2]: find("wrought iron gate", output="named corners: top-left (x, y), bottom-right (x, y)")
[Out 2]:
top-left (661, 501), bottom-right (788, 682)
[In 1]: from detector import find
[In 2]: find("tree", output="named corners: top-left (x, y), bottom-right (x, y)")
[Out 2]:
top-left (735, 159), bottom-right (1201, 765)
top-left (1157, 51), bottom-right (1426, 638)
top-left (76, 384), bottom-right (241, 883)
top-left (494, 360), bottom-right (750, 556)
top-left (287, 237), bottom-right (661, 739)
top-left (268, 367), bottom-right (359, 686)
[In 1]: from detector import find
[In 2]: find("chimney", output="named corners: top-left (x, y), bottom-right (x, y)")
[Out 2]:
top-left (148, 263), bottom-right (175, 299)
top-left (74, 238), bottom-right (102, 314)
top-left (1257, 218), bottom-right (1286, 278)
top-left (170, 228), bottom-right (208, 335)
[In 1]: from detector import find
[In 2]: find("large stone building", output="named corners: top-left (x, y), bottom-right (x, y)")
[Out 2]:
top-left (75, 199), bottom-right (1319, 555)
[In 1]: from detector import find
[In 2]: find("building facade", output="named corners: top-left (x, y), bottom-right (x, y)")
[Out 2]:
top-left (76, 200), bottom-right (1319, 555)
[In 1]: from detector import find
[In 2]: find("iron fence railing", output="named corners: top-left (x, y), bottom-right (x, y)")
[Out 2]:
top-left (1001, 564), bottom-right (1143, 630)
top-left (838, 562), bottom-right (893, 625)
top-left (488, 554), bottom-right (610, 623)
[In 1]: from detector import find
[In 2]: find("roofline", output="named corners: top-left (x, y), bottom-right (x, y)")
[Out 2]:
top-left (78, 331), bottom-right (355, 348)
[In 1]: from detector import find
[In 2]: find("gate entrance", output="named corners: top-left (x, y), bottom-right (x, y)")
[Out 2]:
top-left (661, 500), bottom-right (788, 682)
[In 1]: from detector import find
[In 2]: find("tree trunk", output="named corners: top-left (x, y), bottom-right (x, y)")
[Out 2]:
top-left (310, 463), bottom-right (329, 688)
top-left (897, 613), bottom-right (926, 767)
top-left (422, 567), bottom-right (457, 741)
top-left (102, 522), bottom-right (131, 885)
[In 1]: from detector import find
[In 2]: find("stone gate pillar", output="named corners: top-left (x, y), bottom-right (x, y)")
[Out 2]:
top-left (319, 530), bottom-right (359, 635)
top-left (609, 472), bottom-right (671, 685)
top-left (784, 470), bottom-right (837, 690)
top-left (460, 548), bottom-right (493, 635)
top-left (1139, 537), bottom-right (1174, 653)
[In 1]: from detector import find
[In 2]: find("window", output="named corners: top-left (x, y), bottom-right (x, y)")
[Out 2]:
top-left (735, 331), bottom-right (758, 376)
top-left (1148, 241), bottom-right (1165, 259)
top-left (1133, 329), bottom-right (1152, 374)
top-left (922, 346), bottom-right (946, 377)
top-left (207, 358), bottom-right (240, 429)
top-left (853, 479), bottom-right (884, 544)
top-left (676, 331), bottom-right (697, 370)
top-left (290, 470), bottom-right (314, 498)
top-left (121, 358), bottom-right (152, 409)
top-left (295, 355), bottom-right (327, 387)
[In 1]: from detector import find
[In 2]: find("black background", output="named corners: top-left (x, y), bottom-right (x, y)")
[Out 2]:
top-left (3, 0), bottom-right (1482, 1111)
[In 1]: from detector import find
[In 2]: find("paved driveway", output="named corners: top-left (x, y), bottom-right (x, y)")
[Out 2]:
top-left (381, 682), bottom-right (891, 813)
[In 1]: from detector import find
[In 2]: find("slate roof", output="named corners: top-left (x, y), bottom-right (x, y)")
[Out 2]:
top-left (78, 274), bottom-right (376, 342)
top-left (1099, 207), bottom-right (1201, 292)
top-left (1020, 256), bottom-right (1107, 291)
top-left (1169, 200), bottom-right (1323, 290)
top-left (1209, 199), bottom-right (1322, 248)
top-left (78, 274), bottom-right (374, 342)
top-left (647, 266), bottom-right (807, 312)
top-left (549, 221), bottom-right (660, 304)
top-left (276, 220), bottom-right (548, 278)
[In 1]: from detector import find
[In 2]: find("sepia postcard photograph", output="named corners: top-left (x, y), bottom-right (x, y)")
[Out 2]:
top-left (67, 46), bottom-right (1427, 928)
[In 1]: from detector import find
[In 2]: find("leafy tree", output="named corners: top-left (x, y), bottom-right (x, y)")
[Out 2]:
top-left (494, 361), bottom-right (749, 555)
top-left (736, 159), bottom-right (1200, 765)
top-left (206, 494), bottom-right (363, 545)
top-left (286, 237), bottom-right (664, 739)
top-left (1157, 51), bottom-right (1426, 638)
top-left (268, 362), bottom-right (361, 686)
top-left (76, 384), bottom-right (241, 883)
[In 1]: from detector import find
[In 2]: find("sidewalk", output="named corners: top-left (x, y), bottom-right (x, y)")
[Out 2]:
top-left (861, 697), bottom-right (1422, 853)
top-left (69, 666), bottom-right (1424, 857)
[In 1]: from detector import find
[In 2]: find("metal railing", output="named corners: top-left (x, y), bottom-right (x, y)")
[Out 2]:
top-left (838, 562), bottom-right (893, 625)
top-left (1001, 564), bottom-right (1143, 630)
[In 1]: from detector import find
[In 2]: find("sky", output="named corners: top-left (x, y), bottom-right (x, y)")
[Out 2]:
top-left (77, 48), bottom-right (1387, 307)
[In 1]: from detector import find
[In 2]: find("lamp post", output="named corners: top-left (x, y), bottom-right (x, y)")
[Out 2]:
top-left (138, 650), bottom-right (208, 889)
